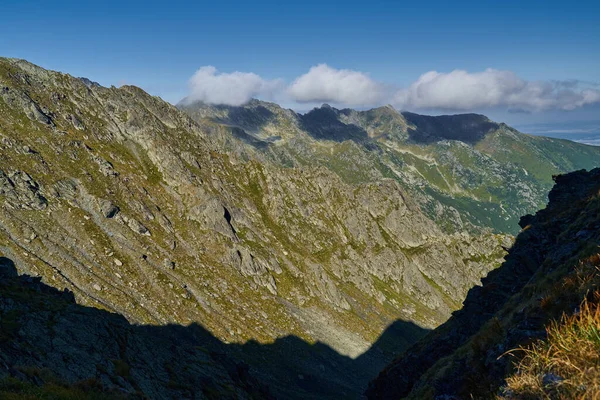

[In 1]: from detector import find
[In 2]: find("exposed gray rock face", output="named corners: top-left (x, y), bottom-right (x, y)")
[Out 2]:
top-left (125, 216), bottom-right (151, 236)
top-left (67, 113), bottom-right (84, 130)
top-left (91, 153), bottom-right (119, 177)
top-left (0, 169), bottom-right (47, 210)
top-left (1, 86), bottom-right (54, 126)
top-left (232, 246), bottom-right (278, 294)
top-left (190, 197), bottom-right (238, 239)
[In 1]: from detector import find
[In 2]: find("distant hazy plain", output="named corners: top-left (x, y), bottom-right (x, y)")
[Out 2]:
top-left (515, 120), bottom-right (600, 146)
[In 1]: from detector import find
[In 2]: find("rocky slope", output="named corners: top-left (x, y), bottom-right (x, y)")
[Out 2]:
top-left (0, 58), bottom-right (514, 397)
top-left (367, 168), bottom-right (600, 399)
top-left (181, 101), bottom-right (600, 234)
top-left (0, 256), bottom-right (272, 399)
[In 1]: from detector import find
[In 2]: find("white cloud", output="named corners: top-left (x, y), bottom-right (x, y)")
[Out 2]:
top-left (185, 66), bottom-right (282, 106)
top-left (287, 64), bottom-right (387, 106)
top-left (393, 69), bottom-right (600, 111)
top-left (183, 65), bottom-right (600, 112)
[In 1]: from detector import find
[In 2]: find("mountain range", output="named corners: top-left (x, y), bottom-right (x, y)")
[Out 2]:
top-left (1, 57), bottom-right (600, 398)
top-left (181, 98), bottom-right (600, 234)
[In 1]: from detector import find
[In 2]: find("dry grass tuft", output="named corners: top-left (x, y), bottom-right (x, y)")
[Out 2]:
top-left (503, 292), bottom-right (600, 399)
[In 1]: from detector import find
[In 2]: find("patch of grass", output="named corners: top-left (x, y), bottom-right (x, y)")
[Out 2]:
top-left (497, 253), bottom-right (600, 399)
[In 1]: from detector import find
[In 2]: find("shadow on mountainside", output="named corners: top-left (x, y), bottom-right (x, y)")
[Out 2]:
top-left (402, 112), bottom-right (499, 144)
top-left (300, 106), bottom-right (369, 143)
top-left (230, 126), bottom-right (273, 149)
top-left (196, 101), bottom-right (282, 131)
top-left (225, 104), bottom-right (277, 132)
top-left (0, 256), bottom-right (428, 399)
top-left (298, 107), bottom-right (499, 147)
top-left (179, 101), bottom-right (281, 150)
top-left (180, 101), bottom-right (278, 133)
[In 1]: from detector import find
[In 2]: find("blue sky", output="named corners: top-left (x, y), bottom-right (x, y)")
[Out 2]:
top-left (1, 0), bottom-right (599, 131)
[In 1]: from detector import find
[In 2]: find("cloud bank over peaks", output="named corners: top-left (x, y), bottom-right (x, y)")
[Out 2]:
top-left (184, 65), bottom-right (600, 112)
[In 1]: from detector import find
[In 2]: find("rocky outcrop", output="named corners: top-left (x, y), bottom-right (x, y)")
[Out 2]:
top-left (0, 169), bottom-right (47, 210)
top-left (230, 246), bottom-right (278, 294)
top-left (99, 199), bottom-right (119, 218)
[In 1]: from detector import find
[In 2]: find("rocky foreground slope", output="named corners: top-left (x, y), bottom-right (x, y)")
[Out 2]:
top-left (367, 168), bottom-right (600, 399)
top-left (0, 255), bottom-right (428, 399)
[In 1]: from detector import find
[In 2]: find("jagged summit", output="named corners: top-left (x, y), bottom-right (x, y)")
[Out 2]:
top-left (181, 99), bottom-right (504, 148)
top-left (78, 76), bottom-right (101, 88)
top-left (184, 99), bottom-right (496, 142)
top-left (178, 98), bottom-right (519, 149)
